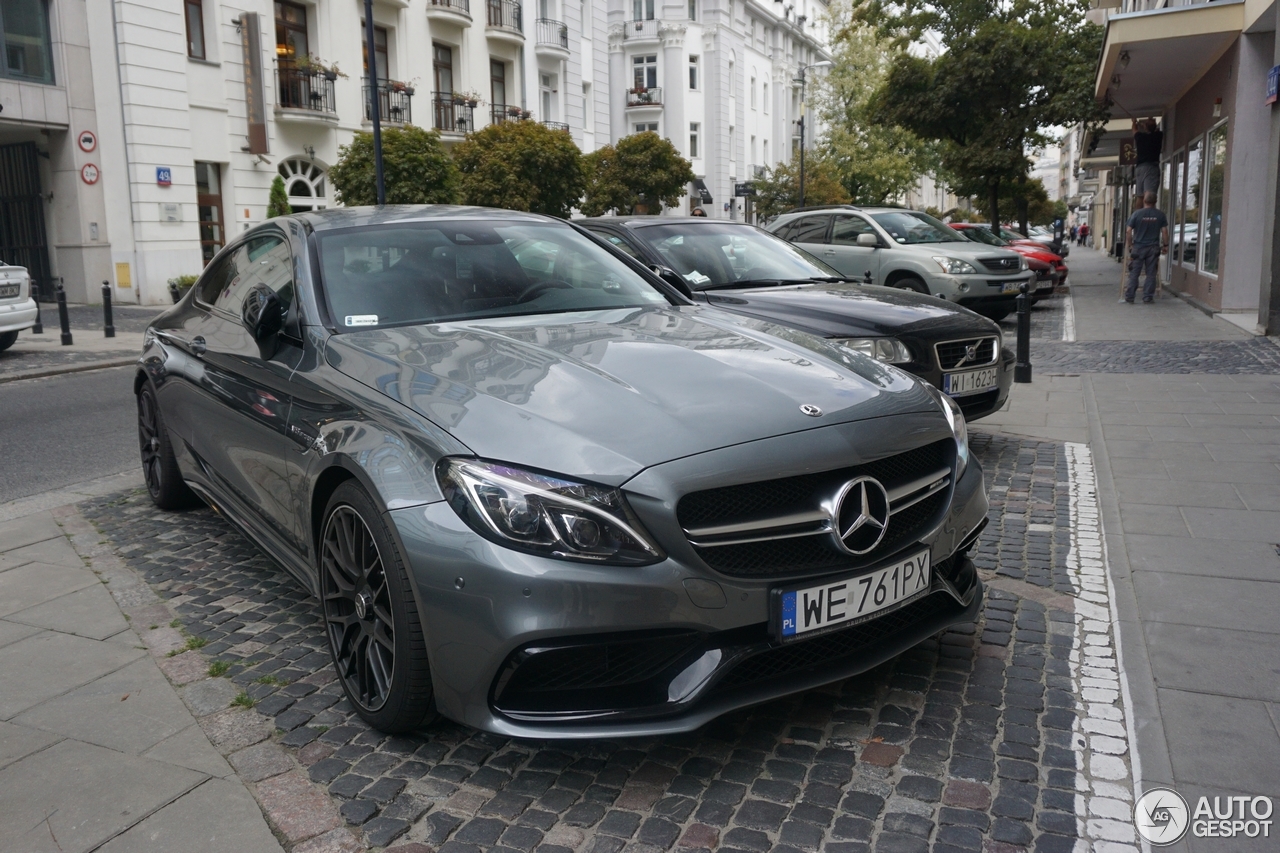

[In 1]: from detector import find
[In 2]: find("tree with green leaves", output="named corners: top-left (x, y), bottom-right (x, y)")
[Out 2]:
top-left (580, 132), bottom-right (695, 216)
top-left (267, 176), bottom-right (291, 217)
top-left (815, 16), bottom-right (935, 205)
top-left (753, 155), bottom-right (850, 222)
top-left (454, 120), bottom-right (584, 218)
top-left (853, 0), bottom-right (1104, 234)
top-left (328, 125), bottom-right (460, 206)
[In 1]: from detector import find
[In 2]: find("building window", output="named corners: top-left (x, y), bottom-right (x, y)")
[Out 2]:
top-left (688, 0), bottom-right (696, 19)
top-left (278, 158), bottom-right (328, 213)
top-left (762, 82), bottom-right (768, 113)
top-left (633, 54), bottom-right (657, 89)
top-left (1, 0), bottom-right (54, 82)
top-left (689, 122), bottom-right (699, 158)
top-left (1179, 140), bottom-right (1200, 267)
top-left (185, 0), bottom-right (206, 59)
top-left (729, 125), bottom-right (736, 176)
top-left (632, 0), bottom-right (654, 20)
top-left (688, 55), bottom-right (698, 90)
top-left (750, 134), bottom-right (756, 164)
top-left (583, 81), bottom-right (592, 129)
top-left (274, 0), bottom-right (309, 62)
top-left (1200, 121), bottom-right (1226, 275)
top-left (362, 25), bottom-right (389, 81)
top-left (635, 122), bottom-right (658, 133)
top-left (433, 42), bottom-right (453, 96)
top-left (750, 75), bottom-right (756, 109)
top-left (763, 139), bottom-right (769, 164)
top-left (195, 163), bottom-right (223, 264)
top-left (540, 72), bottom-right (555, 121)
top-left (491, 60), bottom-right (507, 111)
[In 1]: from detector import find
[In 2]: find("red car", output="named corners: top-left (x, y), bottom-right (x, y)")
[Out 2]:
top-left (949, 223), bottom-right (1068, 288)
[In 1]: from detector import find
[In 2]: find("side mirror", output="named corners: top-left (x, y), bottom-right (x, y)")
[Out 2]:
top-left (242, 284), bottom-right (287, 354)
top-left (649, 264), bottom-right (693, 299)
top-left (856, 233), bottom-right (879, 248)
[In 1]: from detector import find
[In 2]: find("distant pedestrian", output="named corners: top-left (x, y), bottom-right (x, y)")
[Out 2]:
top-left (1133, 118), bottom-right (1163, 199)
top-left (1079, 223), bottom-right (1090, 246)
top-left (690, 206), bottom-right (707, 217)
top-left (1124, 191), bottom-right (1169, 304)
top-left (1070, 224), bottom-right (1078, 243)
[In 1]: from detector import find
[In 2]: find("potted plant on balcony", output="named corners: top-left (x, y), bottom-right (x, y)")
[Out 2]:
top-left (294, 54), bottom-right (347, 80)
top-left (452, 90), bottom-right (483, 108)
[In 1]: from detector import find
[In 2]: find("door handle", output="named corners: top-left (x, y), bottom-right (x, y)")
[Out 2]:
top-left (190, 336), bottom-right (207, 357)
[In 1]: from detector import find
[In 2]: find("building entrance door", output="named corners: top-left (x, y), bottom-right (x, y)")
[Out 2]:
top-left (0, 142), bottom-right (53, 301)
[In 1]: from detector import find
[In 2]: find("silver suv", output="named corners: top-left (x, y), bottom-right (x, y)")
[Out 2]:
top-left (766, 206), bottom-right (1033, 321)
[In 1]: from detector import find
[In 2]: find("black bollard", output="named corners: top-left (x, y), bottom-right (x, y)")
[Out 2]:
top-left (863, 270), bottom-right (873, 285)
top-left (56, 282), bottom-right (73, 346)
top-left (31, 279), bottom-right (42, 334)
top-left (102, 281), bottom-right (115, 338)
top-left (168, 282), bottom-right (181, 304)
top-left (1014, 282), bottom-right (1032, 383)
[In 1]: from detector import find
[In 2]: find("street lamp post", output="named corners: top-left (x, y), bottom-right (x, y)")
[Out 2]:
top-left (795, 60), bottom-right (831, 210)
top-left (363, 0), bottom-right (386, 205)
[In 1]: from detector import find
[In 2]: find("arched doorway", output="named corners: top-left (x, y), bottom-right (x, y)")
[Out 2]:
top-left (278, 158), bottom-right (328, 212)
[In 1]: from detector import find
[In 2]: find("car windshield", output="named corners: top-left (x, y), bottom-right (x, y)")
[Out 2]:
top-left (631, 222), bottom-right (843, 289)
top-left (316, 221), bottom-right (671, 329)
top-left (869, 211), bottom-right (968, 244)
top-left (957, 226), bottom-right (1010, 247)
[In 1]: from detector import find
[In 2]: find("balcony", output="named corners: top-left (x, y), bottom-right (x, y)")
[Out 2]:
top-left (364, 82), bottom-right (413, 125)
top-left (491, 103), bottom-right (531, 124)
top-left (625, 87), bottom-right (662, 108)
top-left (275, 64), bottom-right (338, 124)
top-left (485, 0), bottom-right (524, 42)
top-left (426, 0), bottom-right (472, 23)
top-left (624, 19), bottom-right (659, 40)
top-left (433, 92), bottom-right (476, 135)
top-left (535, 18), bottom-right (569, 57)
top-left (542, 120), bottom-right (570, 132)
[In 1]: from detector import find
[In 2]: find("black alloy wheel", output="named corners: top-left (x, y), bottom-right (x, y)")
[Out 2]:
top-left (320, 482), bottom-right (436, 732)
top-left (137, 384), bottom-right (196, 510)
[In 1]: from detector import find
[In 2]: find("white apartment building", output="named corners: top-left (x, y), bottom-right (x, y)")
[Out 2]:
top-left (0, 0), bottom-right (829, 304)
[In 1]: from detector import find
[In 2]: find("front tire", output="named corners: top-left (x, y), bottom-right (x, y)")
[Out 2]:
top-left (137, 384), bottom-right (197, 510)
top-left (892, 276), bottom-right (929, 294)
top-left (320, 481), bottom-right (436, 733)
top-left (0, 330), bottom-right (18, 351)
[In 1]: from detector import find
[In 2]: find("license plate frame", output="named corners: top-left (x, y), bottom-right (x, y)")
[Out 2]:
top-left (773, 549), bottom-right (931, 642)
top-left (0, 283), bottom-right (19, 300)
top-left (1001, 279), bottom-right (1025, 294)
top-left (943, 367), bottom-right (998, 396)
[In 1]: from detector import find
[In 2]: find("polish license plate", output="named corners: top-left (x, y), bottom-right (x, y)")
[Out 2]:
top-left (776, 550), bottom-right (931, 641)
top-left (943, 367), bottom-right (998, 396)
top-left (1001, 279), bottom-right (1025, 294)
top-left (0, 284), bottom-right (19, 299)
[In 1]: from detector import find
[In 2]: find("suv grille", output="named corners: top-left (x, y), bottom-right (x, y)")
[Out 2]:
top-left (676, 439), bottom-right (954, 579)
top-left (978, 256), bottom-right (1020, 273)
top-left (935, 336), bottom-right (998, 370)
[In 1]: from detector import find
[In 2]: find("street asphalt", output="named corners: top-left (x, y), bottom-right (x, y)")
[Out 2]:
top-left (0, 365), bottom-right (138, 504)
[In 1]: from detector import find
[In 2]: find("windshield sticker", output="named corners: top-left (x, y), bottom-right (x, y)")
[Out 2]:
top-left (684, 270), bottom-right (711, 286)
top-left (345, 315), bottom-right (378, 327)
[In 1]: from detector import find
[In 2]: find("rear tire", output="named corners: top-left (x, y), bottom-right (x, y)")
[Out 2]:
top-left (0, 330), bottom-right (18, 351)
top-left (320, 481), bottom-right (437, 733)
top-left (137, 384), bottom-right (198, 510)
top-left (892, 276), bottom-right (929, 294)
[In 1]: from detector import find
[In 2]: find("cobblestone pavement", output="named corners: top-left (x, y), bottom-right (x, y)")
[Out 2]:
top-left (996, 295), bottom-right (1065, 343)
top-left (80, 429), bottom-right (1135, 853)
top-left (1031, 337), bottom-right (1280, 375)
top-left (61, 303), bottom-right (166, 333)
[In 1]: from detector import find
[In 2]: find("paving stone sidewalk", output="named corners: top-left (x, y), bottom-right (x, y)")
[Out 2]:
top-left (75, 430), bottom-right (1132, 853)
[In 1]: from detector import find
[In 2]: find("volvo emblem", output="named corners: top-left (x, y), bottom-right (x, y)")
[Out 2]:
top-left (800, 404), bottom-right (822, 417)
top-left (965, 344), bottom-right (978, 362)
top-left (832, 476), bottom-right (891, 555)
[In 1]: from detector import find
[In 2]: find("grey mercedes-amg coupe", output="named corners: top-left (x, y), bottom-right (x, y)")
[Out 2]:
top-left (136, 206), bottom-right (986, 738)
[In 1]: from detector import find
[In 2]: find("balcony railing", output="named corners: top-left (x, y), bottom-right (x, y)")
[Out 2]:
top-left (491, 104), bottom-right (531, 123)
top-left (536, 18), bottom-right (568, 49)
top-left (542, 120), bottom-right (570, 132)
top-left (364, 82), bottom-right (413, 124)
top-left (486, 0), bottom-right (522, 30)
top-left (626, 87), bottom-right (662, 107)
top-left (433, 92), bottom-right (475, 133)
top-left (430, 0), bottom-right (471, 12)
top-left (624, 18), bottom-right (659, 39)
top-left (277, 63), bottom-right (337, 113)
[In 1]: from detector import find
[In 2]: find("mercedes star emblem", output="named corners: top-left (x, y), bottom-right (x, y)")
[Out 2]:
top-left (832, 476), bottom-right (891, 555)
top-left (800, 404), bottom-right (823, 417)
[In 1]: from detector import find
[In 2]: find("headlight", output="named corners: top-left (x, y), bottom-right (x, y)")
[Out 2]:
top-left (925, 385), bottom-right (969, 475)
top-left (438, 459), bottom-right (663, 565)
top-left (932, 256), bottom-right (978, 276)
top-left (1019, 256), bottom-right (1029, 271)
top-left (834, 337), bottom-right (913, 364)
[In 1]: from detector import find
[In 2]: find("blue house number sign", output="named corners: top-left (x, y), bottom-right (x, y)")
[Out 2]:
top-left (156, 167), bottom-right (172, 186)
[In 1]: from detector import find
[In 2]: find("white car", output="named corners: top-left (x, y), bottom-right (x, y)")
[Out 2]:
top-left (0, 261), bottom-right (38, 351)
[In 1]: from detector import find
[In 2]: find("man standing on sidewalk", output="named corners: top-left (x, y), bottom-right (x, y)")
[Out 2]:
top-left (1124, 191), bottom-right (1169, 303)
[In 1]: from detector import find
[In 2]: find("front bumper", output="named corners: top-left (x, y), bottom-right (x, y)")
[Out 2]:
top-left (0, 298), bottom-right (38, 334)
top-left (389, 429), bottom-right (989, 738)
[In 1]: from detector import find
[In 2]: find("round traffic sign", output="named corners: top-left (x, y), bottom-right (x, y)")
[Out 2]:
top-left (81, 163), bottom-right (100, 185)
top-left (78, 130), bottom-right (97, 152)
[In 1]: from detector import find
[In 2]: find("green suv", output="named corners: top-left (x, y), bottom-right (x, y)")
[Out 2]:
top-left (766, 206), bottom-right (1032, 321)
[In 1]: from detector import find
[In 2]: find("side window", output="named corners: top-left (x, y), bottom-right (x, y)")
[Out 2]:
top-left (207, 235), bottom-right (292, 317)
top-left (772, 220), bottom-right (795, 241)
top-left (788, 215), bottom-right (830, 244)
top-left (831, 215), bottom-right (877, 245)
top-left (198, 248), bottom-right (240, 306)
top-left (604, 233), bottom-right (640, 258)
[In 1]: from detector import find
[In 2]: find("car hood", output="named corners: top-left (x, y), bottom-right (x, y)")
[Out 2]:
top-left (1008, 245), bottom-right (1062, 264)
top-left (921, 241), bottom-right (1022, 262)
top-left (702, 283), bottom-right (997, 339)
top-left (324, 305), bottom-right (940, 484)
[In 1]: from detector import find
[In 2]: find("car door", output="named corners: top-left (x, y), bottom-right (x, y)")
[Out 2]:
top-left (184, 232), bottom-right (304, 542)
top-left (824, 213), bottom-right (883, 282)
top-left (783, 214), bottom-right (832, 261)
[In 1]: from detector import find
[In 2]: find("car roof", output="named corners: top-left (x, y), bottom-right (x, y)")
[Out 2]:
top-left (293, 205), bottom-right (554, 232)
top-left (581, 216), bottom-right (757, 229)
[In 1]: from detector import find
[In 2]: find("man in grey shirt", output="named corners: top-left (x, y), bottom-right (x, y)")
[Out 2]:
top-left (1124, 191), bottom-right (1169, 303)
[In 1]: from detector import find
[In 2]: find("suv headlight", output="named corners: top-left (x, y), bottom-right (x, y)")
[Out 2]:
top-left (833, 337), bottom-right (913, 364)
top-left (932, 256), bottom-right (978, 276)
top-left (924, 385), bottom-right (969, 475)
top-left (439, 459), bottom-right (663, 565)
top-left (1019, 255), bottom-right (1029, 271)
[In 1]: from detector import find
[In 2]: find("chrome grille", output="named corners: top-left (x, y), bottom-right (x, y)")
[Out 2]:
top-left (978, 256), bottom-right (1020, 272)
top-left (676, 439), bottom-right (954, 579)
top-left (934, 336), bottom-right (998, 371)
